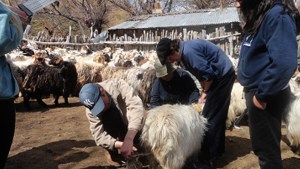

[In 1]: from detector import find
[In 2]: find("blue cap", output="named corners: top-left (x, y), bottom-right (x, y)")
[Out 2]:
top-left (79, 83), bottom-right (105, 116)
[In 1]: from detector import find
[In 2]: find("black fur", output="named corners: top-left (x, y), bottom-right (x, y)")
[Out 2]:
top-left (22, 58), bottom-right (78, 110)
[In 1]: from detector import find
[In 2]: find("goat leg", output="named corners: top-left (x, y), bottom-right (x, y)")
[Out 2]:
top-left (53, 95), bottom-right (60, 106)
top-left (23, 92), bottom-right (31, 110)
top-left (63, 87), bottom-right (70, 106)
top-left (63, 96), bottom-right (69, 106)
top-left (36, 96), bottom-right (47, 107)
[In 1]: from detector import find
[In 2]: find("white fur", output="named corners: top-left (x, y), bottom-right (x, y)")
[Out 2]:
top-left (141, 104), bottom-right (207, 169)
top-left (284, 95), bottom-right (300, 147)
top-left (226, 82), bottom-right (247, 128)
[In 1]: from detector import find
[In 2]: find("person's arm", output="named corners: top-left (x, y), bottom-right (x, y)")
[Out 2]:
top-left (149, 79), bottom-right (162, 108)
top-left (115, 129), bottom-right (138, 160)
top-left (198, 80), bottom-right (213, 103)
top-left (115, 79), bottom-right (145, 158)
top-left (200, 80), bottom-right (213, 93)
top-left (85, 109), bottom-right (117, 150)
top-left (255, 6), bottom-right (297, 102)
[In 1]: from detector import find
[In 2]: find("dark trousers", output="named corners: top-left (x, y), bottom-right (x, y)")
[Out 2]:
top-left (199, 70), bottom-right (235, 164)
top-left (0, 99), bottom-right (16, 169)
top-left (245, 87), bottom-right (291, 169)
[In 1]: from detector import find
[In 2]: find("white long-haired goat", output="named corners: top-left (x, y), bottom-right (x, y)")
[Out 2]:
top-left (283, 93), bottom-right (300, 153)
top-left (140, 104), bottom-right (207, 169)
top-left (226, 82), bottom-right (247, 128)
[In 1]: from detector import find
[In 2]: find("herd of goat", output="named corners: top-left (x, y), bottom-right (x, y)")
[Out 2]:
top-left (6, 42), bottom-right (300, 169)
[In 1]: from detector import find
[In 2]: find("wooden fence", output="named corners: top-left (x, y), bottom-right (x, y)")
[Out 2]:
top-left (23, 26), bottom-right (241, 57)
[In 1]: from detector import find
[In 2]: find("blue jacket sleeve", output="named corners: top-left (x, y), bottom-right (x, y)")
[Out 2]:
top-left (0, 3), bottom-right (23, 56)
top-left (256, 7), bottom-right (298, 102)
top-left (149, 79), bottom-right (162, 109)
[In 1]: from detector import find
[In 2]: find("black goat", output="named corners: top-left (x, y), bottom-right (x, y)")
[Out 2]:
top-left (22, 57), bottom-right (78, 109)
top-left (48, 56), bottom-right (78, 97)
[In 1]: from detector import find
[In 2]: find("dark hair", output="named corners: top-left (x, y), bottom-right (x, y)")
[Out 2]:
top-left (239, 0), bottom-right (300, 35)
top-left (157, 38), bottom-right (181, 65)
top-left (170, 39), bottom-right (180, 54)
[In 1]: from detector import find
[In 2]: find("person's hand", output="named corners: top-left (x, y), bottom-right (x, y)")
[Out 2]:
top-left (199, 92), bottom-right (207, 104)
top-left (114, 129), bottom-right (138, 160)
top-left (114, 141), bottom-right (123, 149)
top-left (253, 95), bottom-right (267, 110)
top-left (114, 140), bottom-right (137, 160)
top-left (120, 139), bottom-right (137, 160)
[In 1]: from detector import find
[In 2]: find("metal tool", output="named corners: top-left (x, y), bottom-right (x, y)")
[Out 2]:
top-left (233, 110), bottom-right (248, 129)
top-left (18, 0), bottom-right (58, 17)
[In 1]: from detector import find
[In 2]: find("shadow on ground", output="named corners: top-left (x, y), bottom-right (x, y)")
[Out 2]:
top-left (215, 136), bottom-right (252, 168)
top-left (6, 140), bottom-right (94, 169)
top-left (15, 97), bottom-right (82, 113)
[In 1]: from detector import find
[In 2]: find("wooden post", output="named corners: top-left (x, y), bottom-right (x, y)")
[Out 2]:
top-left (74, 35), bottom-right (79, 43)
top-left (215, 28), bottom-right (219, 37)
top-left (113, 34), bottom-right (116, 41)
top-left (133, 30), bottom-right (136, 41)
top-left (192, 31), bottom-right (198, 39)
top-left (124, 34), bottom-right (127, 41)
top-left (229, 34), bottom-right (234, 57)
top-left (183, 28), bottom-right (187, 40)
top-left (23, 25), bottom-right (31, 39)
top-left (66, 26), bottom-right (72, 43)
top-left (202, 29), bottom-right (206, 39)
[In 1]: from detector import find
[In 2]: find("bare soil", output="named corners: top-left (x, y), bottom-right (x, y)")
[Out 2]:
top-left (5, 97), bottom-right (300, 169)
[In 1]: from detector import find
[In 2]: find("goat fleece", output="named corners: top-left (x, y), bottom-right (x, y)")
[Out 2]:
top-left (140, 104), bottom-right (207, 169)
top-left (22, 60), bottom-right (77, 109)
top-left (283, 94), bottom-right (300, 150)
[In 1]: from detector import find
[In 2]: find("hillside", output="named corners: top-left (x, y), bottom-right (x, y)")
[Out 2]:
top-left (28, 2), bottom-right (131, 37)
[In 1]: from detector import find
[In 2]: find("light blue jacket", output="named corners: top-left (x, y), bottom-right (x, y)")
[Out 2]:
top-left (0, 3), bottom-right (23, 99)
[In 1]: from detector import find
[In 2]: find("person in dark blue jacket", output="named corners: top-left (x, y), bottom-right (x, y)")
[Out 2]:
top-left (236, 0), bottom-right (300, 168)
top-left (150, 59), bottom-right (200, 109)
top-left (0, 2), bottom-right (28, 168)
top-left (156, 38), bottom-right (235, 169)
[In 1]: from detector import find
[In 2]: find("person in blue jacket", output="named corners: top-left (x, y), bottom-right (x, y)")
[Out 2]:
top-left (0, 2), bottom-right (27, 168)
top-left (150, 59), bottom-right (200, 109)
top-left (236, 0), bottom-right (300, 168)
top-left (156, 38), bottom-right (235, 169)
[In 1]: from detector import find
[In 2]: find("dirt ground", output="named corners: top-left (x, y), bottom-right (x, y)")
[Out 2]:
top-left (4, 96), bottom-right (300, 169)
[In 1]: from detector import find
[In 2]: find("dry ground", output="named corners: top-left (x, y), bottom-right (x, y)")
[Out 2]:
top-left (4, 97), bottom-right (300, 169)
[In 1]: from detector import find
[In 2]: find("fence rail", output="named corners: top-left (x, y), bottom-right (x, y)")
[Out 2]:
top-left (24, 25), bottom-right (241, 57)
